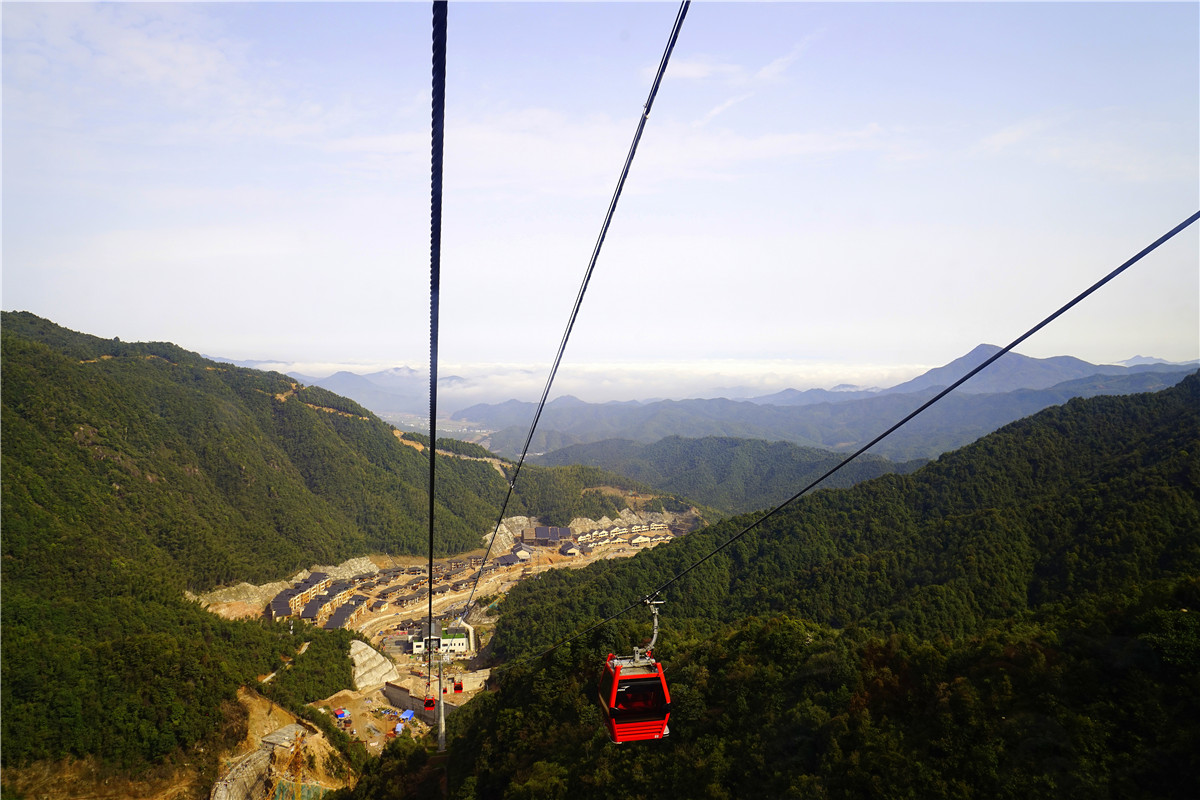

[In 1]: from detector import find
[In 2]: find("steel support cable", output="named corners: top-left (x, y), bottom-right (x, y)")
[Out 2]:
top-left (458, 0), bottom-right (692, 621)
top-left (427, 0), bottom-right (448, 671)
top-left (510, 209), bottom-right (1200, 668)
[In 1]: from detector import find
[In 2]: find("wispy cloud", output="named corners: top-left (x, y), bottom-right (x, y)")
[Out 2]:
top-left (664, 36), bottom-right (815, 87)
top-left (639, 121), bottom-right (893, 185)
top-left (690, 38), bottom-right (814, 127)
top-left (657, 56), bottom-right (745, 82)
top-left (322, 110), bottom-right (903, 198)
top-left (972, 118), bottom-right (1053, 155)
top-left (1045, 135), bottom-right (1193, 183)
top-left (755, 40), bottom-right (810, 82)
top-left (319, 109), bottom-right (896, 200)
top-left (3, 3), bottom-right (385, 154)
top-left (694, 92), bottom-right (755, 128)
top-left (971, 114), bottom-right (1192, 182)
top-left (5, 4), bottom-right (251, 111)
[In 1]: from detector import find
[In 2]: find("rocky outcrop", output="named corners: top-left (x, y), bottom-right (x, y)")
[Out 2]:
top-left (568, 507), bottom-right (699, 533)
top-left (190, 579), bottom-right (292, 611)
top-left (301, 556), bottom-right (380, 583)
top-left (484, 515), bottom-right (535, 556)
top-left (350, 640), bottom-right (400, 691)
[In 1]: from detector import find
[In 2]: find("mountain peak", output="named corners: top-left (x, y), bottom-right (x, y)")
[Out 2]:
top-left (1118, 355), bottom-right (1170, 367)
top-left (549, 395), bottom-right (587, 407)
top-left (963, 343), bottom-right (1004, 360)
top-left (888, 345), bottom-right (1125, 395)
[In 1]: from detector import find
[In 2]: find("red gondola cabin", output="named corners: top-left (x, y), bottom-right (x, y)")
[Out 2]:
top-left (598, 652), bottom-right (671, 743)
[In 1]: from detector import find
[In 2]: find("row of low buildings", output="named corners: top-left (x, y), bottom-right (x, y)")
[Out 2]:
top-left (298, 580), bottom-right (367, 629)
top-left (267, 567), bottom-right (411, 628)
top-left (267, 571), bottom-right (332, 619)
top-left (490, 522), bottom-right (674, 567)
top-left (265, 526), bottom-right (675, 629)
top-left (576, 522), bottom-right (670, 547)
top-left (267, 562), bottom-right (490, 630)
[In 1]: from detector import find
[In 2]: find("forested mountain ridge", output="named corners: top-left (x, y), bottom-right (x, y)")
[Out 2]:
top-left (491, 372), bottom-right (1200, 655)
top-left (0, 312), bottom-right (686, 779)
top-left (534, 435), bottom-right (926, 515)
top-left (339, 374), bottom-right (1200, 799)
top-left (1, 312), bottom-right (497, 774)
top-left (2, 310), bottom-right (507, 590)
top-left (2, 312), bottom-right (670, 591)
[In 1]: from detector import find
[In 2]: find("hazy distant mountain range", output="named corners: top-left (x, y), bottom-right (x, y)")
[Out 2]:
top-left (205, 345), bottom-right (1198, 427)
top-left (286, 368), bottom-right (427, 416)
top-left (456, 345), bottom-right (1197, 461)
top-left (748, 345), bottom-right (1197, 406)
top-left (206, 344), bottom-right (1198, 462)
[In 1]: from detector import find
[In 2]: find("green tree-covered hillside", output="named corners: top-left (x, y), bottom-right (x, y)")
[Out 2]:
top-left (3, 312), bottom-right (671, 591)
top-left (2, 311), bottom-right (509, 590)
top-left (341, 373), bottom-right (1200, 799)
top-left (535, 435), bottom-right (925, 515)
top-left (0, 312), bottom-right (686, 777)
top-left (493, 373), bottom-right (1200, 655)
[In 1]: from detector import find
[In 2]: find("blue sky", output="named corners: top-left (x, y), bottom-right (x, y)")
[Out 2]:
top-left (4, 1), bottom-right (1197, 402)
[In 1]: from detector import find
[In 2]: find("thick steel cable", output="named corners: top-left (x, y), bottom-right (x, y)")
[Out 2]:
top-left (458, 0), bottom-right (691, 621)
top-left (427, 0), bottom-right (447, 670)
top-left (515, 209), bottom-right (1200, 667)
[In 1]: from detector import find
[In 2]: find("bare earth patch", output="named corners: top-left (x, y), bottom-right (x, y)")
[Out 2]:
top-left (206, 600), bottom-right (264, 620)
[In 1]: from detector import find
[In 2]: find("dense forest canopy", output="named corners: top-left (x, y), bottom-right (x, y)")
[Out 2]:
top-left (4, 313), bottom-right (1196, 797)
top-left (486, 375), bottom-right (1200, 660)
top-left (341, 373), bottom-right (1200, 800)
top-left (2, 311), bottom-right (501, 589)
top-left (1, 312), bottom-right (678, 591)
top-left (535, 435), bottom-right (926, 515)
top-left (0, 313), bottom-right (686, 777)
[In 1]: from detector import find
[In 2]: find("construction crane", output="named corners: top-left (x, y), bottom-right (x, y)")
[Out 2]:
top-left (286, 730), bottom-right (307, 800)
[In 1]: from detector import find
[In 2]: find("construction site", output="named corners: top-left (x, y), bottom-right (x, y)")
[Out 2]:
top-left (202, 512), bottom-right (697, 799)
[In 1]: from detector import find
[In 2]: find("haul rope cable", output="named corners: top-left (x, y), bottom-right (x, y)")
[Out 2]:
top-left (457, 0), bottom-right (692, 622)
top-left (509, 209), bottom-right (1200, 668)
top-left (426, 0), bottom-right (447, 675)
